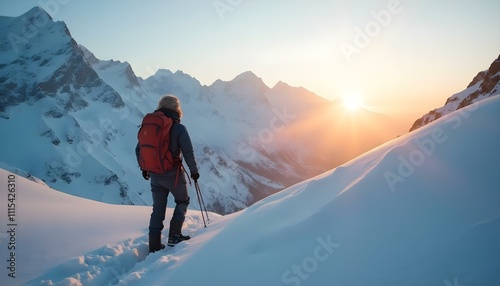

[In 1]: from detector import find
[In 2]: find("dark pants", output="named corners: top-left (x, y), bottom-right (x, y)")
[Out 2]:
top-left (149, 171), bottom-right (190, 240)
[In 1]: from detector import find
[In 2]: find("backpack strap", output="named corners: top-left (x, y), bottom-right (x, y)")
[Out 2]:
top-left (173, 162), bottom-right (191, 188)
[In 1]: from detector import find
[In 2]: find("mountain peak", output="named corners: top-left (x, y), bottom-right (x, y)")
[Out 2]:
top-left (152, 68), bottom-right (174, 78)
top-left (272, 80), bottom-right (290, 89)
top-left (231, 71), bottom-right (268, 90)
top-left (276, 80), bottom-right (286, 85)
top-left (235, 70), bottom-right (258, 78)
top-left (233, 70), bottom-right (261, 82)
top-left (23, 6), bottom-right (53, 22)
top-left (467, 54), bottom-right (500, 88)
top-left (1, 5), bottom-right (73, 57)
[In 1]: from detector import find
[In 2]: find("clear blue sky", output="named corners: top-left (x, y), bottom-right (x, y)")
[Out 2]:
top-left (1, 0), bottom-right (499, 129)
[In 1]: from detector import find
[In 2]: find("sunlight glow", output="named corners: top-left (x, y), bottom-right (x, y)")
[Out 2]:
top-left (342, 93), bottom-right (364, 111)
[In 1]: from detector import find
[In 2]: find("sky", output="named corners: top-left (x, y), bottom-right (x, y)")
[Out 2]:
top-left (1, 0), bottom-right (499, 131)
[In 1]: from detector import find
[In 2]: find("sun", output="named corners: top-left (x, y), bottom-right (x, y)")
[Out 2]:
top-left (342, 93), bottom-right (364, 111)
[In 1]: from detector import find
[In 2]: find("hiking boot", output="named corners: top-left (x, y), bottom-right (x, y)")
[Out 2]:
top-left (149, 232), bottom-right (166, 253)
top-left (149, 243), bottom-right (165, 253)
top-left (167, 234), bottom-right (190, 247)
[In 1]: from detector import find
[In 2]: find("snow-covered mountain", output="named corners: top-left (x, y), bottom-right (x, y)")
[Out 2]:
top-left (2, 92), bottom-right (499, 286)
top-left (410, 54), bottom-right (500, 131)
top-left (2, 7), bottom-right (372, 214)
top-left (0, 7), bottom-right (138, 205)
top-left (0, 7), bottom-right (125, 116)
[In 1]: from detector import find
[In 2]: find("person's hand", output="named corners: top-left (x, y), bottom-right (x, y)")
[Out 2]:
top-left (191, 172), bottom-right (200, 182)
top-left (142, 170), bottom-right (150, 180)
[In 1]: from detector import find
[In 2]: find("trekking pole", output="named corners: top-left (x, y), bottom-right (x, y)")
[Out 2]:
top-left (194, 181), bottom-right (210, 227)
top-left (196, 181), bottom-right (210, 225)
top-left (194, 181), bottom-right (206, 227)
top-left (197, 182), bottom-right (210, 225)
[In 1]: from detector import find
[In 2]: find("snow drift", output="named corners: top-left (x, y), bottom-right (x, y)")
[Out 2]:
top-left (1, 95), bottom-right (499, 285)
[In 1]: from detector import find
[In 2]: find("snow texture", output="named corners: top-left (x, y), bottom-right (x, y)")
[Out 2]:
top-left (1, 96), bottom-right (499, 285)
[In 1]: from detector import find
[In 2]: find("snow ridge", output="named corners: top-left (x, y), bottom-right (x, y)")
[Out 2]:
top-left (410, 54), bottom-right (500, 131)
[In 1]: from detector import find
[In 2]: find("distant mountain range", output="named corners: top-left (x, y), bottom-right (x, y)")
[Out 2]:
top-left (410, 54), bottom-right (500, 131)
top-left (0, 7), bottom-right (400, 214)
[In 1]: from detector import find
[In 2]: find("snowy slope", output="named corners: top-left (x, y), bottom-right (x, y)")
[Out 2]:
top-left (136, 95), bottom-right (500, 286)
top-left (0, 168), bottom-right (215, 285)
top-left (3, 92), bottom-right (499, 286)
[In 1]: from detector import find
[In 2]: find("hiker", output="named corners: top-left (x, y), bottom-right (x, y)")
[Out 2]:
top-left (136, 94), bottom-right (200, 253)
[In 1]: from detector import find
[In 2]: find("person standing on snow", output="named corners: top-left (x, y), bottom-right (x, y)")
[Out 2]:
top-left (136, 94), bottom-right (200, 253)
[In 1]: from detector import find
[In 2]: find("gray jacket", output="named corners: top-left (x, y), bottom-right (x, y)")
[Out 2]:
top-left (136, 108), bottom-right (198, 176)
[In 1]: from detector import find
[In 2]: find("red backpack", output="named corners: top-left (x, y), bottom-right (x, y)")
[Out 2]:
top-left (137, 111), bottom-right (175, 173)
